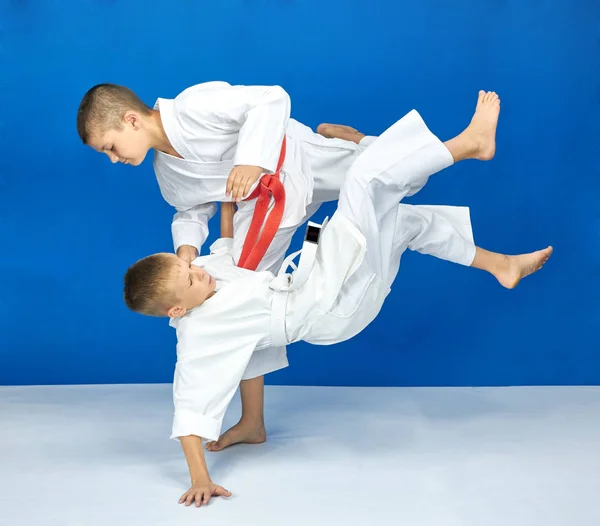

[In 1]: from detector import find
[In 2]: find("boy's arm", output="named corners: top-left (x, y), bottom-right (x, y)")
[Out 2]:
top-left (178, 435), bottom-right (231, 507)
top-left (171, 325), bottom-right (259, 505)
top-left (181, 83), bottom-right (291, 202)
top-left (173, 202), bottom-right (219, 263)
top-left (230, 85), bottom-right (290, 174)
top-left (220, 202), bottom-right (236, 239)
top-left (226, 85), bottom-right (290, 201)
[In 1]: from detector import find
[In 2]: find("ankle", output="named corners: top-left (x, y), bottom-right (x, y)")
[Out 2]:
top-left (239, 414), bottom-right (265, 428)
top-left (491, 254), bottom-right (511, 276)
top-left (444, 133), bottom-right (476, 163)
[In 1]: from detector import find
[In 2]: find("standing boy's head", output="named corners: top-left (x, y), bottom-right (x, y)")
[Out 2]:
top-left (77, 83), bottom-right (155, 166)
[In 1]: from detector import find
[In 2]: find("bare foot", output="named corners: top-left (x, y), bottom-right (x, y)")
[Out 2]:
top-left (205, 419), bottom-right (267, 452)
top-left (462, 90), bottom-right (501, 160)
top-left (316, 123), bottom-right (366, 144)
top-left (495, 246), bottom-right (553, 289)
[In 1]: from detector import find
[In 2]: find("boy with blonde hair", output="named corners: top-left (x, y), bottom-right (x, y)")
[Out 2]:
top-left (122, 92), bottom-right (552, 506)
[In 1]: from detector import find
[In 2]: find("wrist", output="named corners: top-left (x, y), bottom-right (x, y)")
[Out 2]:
top-left (191, 474), bottom-right (211, 485)
top-left (177, 245), bottom-right (198, 257)
top-left (237, 164), bottom-right (264, 174)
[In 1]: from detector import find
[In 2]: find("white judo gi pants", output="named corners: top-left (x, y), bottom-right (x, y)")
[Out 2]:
top-left (337, 109), bottom-right (477, 299)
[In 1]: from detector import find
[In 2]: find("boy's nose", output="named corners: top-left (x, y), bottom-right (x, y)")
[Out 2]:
top-left (190, 266), bottom-right (205, 279)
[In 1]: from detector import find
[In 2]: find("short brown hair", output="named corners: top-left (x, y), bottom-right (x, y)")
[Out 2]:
top-left (76, 83), bottom-right (152, 144)
top-left (123, 254), bottom-right (177, 317)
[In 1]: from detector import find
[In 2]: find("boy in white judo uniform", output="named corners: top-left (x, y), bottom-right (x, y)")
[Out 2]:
top-left (77, 80), bottom-right (376, 451)
top-left (121, 91), bottom-right (553, 506)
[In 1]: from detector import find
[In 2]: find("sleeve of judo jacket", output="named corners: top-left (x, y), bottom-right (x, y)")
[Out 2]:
top-left (171, 202), bottom-right (219, 253)
top-left (180, 83), bottom-right (291, 174)
top-left (170, 326), bottom-right (258, 442)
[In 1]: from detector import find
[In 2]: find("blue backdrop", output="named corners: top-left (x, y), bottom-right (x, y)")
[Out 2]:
top-left (1, 1), bottom-right (598, 387)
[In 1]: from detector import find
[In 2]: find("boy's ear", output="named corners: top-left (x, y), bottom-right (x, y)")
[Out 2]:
top-left (123, 111), bottom-right (141, 130)
top-left (167, 305), bottom-right (186, 319)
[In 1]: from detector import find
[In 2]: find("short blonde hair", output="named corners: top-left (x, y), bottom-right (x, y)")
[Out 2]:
top-left (77, 83), bottom-right (152, 144)
top-left (123, 254), bottom-right (178, 317)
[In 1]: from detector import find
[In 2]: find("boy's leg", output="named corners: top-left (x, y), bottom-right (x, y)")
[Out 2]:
top-left (303, 91), bottom-right (500, 210)
top-left (336, 91), bottom-right (498, 277)
top-left (317, 90), bottom-right (499, 160)
top-left (335, 91), bottom-right (551, 291)
top-left (389, 204), bottom-right (552, 291)
top-left (287, 119), bottom-right (377, 203)
top-left (205, 374), bottom-right (267, 451)
top-left (384, 92), bottom-right (551, 286)
top-left (317, 123), bottom-right (366, 144)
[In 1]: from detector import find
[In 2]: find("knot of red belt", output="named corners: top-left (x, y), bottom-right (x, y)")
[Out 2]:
top-left (237, 137), bottom-right (287, 271)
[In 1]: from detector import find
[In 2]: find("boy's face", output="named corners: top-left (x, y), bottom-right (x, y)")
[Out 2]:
top-left (165, 255), bottom-right (217, 318)
top-left (88, 112), bottom-right (150, 166)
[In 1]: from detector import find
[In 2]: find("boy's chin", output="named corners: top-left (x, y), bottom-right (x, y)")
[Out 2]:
top-left (129, 151), bottom-right (150, 166)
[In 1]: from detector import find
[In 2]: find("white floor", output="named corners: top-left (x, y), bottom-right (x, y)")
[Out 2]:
top-left (1, 384), bottom-right (600, 526)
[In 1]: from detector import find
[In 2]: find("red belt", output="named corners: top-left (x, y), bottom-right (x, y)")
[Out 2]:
top-left (238, 137), bottom-right (287, 271)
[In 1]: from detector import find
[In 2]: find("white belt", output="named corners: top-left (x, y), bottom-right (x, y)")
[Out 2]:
top-left (269, 218), bottom-right (328, 347)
